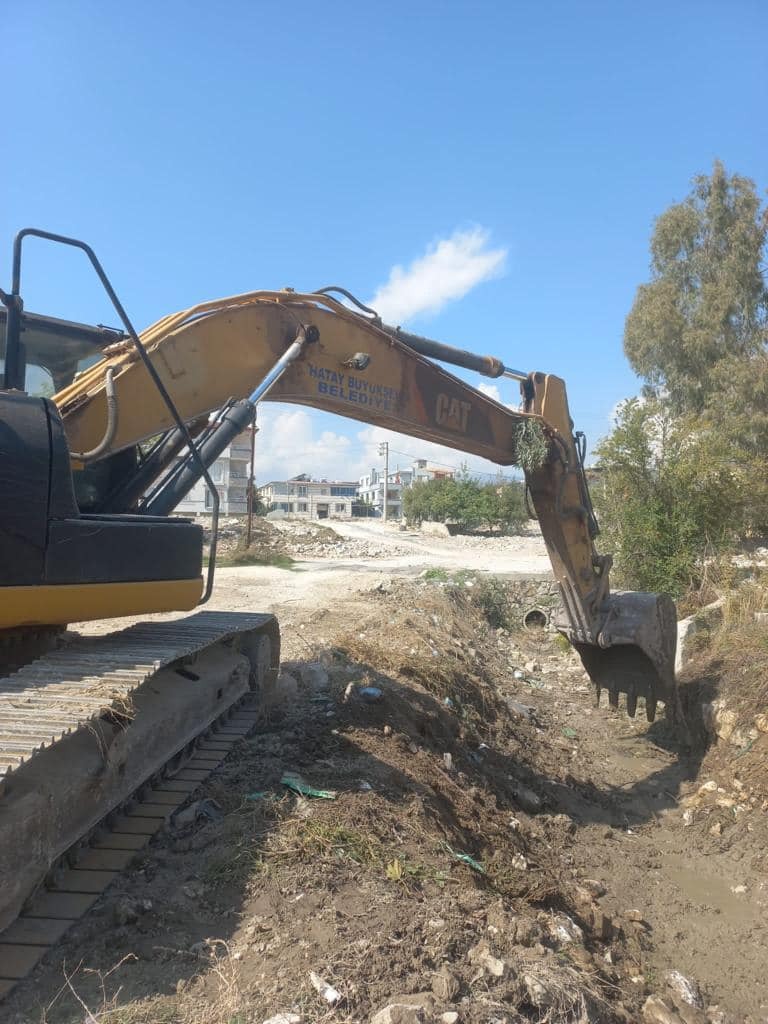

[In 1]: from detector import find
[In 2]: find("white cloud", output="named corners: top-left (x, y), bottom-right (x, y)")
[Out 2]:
top-left (253, 404), bottom-right (521, 487)
top-left (254, 407), bottom-right (358, 483)
top-left (369, 227), bottom-right (507, 324)
top-left (477, 381), bottom-right (502, 403)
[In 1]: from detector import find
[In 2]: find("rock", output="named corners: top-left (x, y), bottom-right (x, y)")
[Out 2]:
top-left (523, 973), bottom-right (557, 1008)
top-left (551, 913), bottom-right (584, 945)
top-left (624, 908), bottom-right (646, 923)
top-left (709, 822), bottom-right (723, 837)
top-left (665, 970), bottom-right (704, 1009)
top-left (581, 878), bottom-right (606, 898)
top-left (467, 940), bottom-right (506, 978)
top-left (703, 700), bottom-right (738, 743)
top-left (275, 671), bottom-right (299, 702)
top-left (697, 780), bottom-right (718, 794)
top-left (263, 1016), bottom-right (301, 1024)
top-left (755, 713), bottom-right (768, 733)
top-left (386, 993), bottom-right (435, 1013)
top-left (113, 897), bottom-right (150, 925)
top-left (431, 965), bottom-right (460, 1001)
top-left (551, 812), bottom-right (575, 832)
top-left (524, 660), bottom-right (541, 674)
top-left (441, 1014), bottom-right (459, 1024)
top-left (370, 1004), bottom-right (425, 1024)
top-left (674, 1005), bottom-right (708, 1024)
top-left (676, 599), bottom-right (723, 672)
top-left (512, 916), bottom-right (543, 947)
top-left (643, 995), bottom-right (685, 1024)
top-left (299, 662), bottom-right (330, 693)
top-left (512, 782), bottom-right (542, 814)
top-left (512, 853), bottom-right (528, 870)
top-left (705, 1008), bottom-right (732, 1024)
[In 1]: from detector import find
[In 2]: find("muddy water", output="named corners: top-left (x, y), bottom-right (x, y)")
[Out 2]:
top-left (662, 854), bottom-right (760, 924)
top-left (548, 686), bottom-right (768, 1020)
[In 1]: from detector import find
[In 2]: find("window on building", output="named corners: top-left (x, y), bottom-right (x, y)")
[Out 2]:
top-left (330, 485), bottom-right (356, 497)
top-left (297, 485), bottom-right (308, 497)
top-left (204, 488), bottom-right (214, 510)
top-left (335, 503), bottom-right (345, 513)
top-left (210, 462), bottom-right (223, 482)
top-left (298, 502), bottom-right (308, 513)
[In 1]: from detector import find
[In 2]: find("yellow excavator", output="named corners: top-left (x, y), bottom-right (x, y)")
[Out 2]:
top-left (0, 229), bottom-right (677, 955)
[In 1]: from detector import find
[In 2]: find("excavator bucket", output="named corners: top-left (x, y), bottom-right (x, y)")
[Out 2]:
top-left (563, 592), bottom-right (678, 722)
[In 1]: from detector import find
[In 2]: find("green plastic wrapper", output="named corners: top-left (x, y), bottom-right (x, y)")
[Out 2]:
top-left (280, 771), bottom-right (337, 800)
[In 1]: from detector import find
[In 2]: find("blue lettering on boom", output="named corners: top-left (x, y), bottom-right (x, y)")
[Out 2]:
top-left (310, 362), bottom-right (401, 412)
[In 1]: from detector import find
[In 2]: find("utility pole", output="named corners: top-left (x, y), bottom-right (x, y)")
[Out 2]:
top-left (378, 441), bottom-right (389, 522)
top-left (245, 408), bottom-right (258, 547)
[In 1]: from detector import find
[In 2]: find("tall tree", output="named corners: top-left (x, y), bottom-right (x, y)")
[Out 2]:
top-left (624, 162), bottom-right (768, 441)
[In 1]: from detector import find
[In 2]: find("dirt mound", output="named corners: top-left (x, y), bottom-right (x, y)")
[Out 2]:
top-left (207, 518), bottom-right (413, 563)
top-left (8, 581), bottom-right (647, 1024)
top-left (8, 577), bottom-right (762, 1023)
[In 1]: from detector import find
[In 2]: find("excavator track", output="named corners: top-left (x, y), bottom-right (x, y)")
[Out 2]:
top-left (0, 610), bottom-right (280, 995)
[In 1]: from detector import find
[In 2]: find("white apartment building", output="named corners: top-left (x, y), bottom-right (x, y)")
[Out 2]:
top-left (259, 475), bottom-right (358, 519)
top-left (175, 428), bottom-right (253, 515)
top-left (358, 459), bottom-right (455, 518)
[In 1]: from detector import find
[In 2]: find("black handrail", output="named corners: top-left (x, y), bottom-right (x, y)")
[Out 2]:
top-left (4, 228), bottom-right (220, 603)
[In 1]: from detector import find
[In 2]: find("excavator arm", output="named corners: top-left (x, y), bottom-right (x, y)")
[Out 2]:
top-left (52, 288), bottom-right (677, 719)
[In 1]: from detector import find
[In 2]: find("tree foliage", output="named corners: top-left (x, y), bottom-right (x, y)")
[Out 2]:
top-left (403, 474), bottom-right (527, 534)
top-left (594, 399), bottom-right (751, 600)
top-left (623, 161), bottom-right (768, 447)
top-left (597, 164), bottom-right (768, 601)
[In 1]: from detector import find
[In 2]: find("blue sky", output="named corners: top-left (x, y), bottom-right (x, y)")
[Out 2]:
top-left (4, 1), bottom-right (767, 482)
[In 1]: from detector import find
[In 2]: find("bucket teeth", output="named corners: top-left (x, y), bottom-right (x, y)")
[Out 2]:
top-left (626, 690), bottom-right (638, 718)
top-left (608, 689), bottom-right (619, 710)
top-left (646, 698), bottom-right (657, 723)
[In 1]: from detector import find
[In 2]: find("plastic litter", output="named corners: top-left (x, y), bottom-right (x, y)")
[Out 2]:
top-left (173, 798), bottom-right (223, 827)
top-left (359, 686), bottom-right (384, 703)
top-left (309, 970), bottom-right (341, 1005)
top-left (443, 842), bottom-right (486, 874)
top-left (281, 771), bottom-right (337, 800)
top-left (562, 727), bottom-right (578, 739)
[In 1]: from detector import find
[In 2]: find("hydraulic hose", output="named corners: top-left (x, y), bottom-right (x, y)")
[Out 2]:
top-left (68, 367), bottom-right (118, 463)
